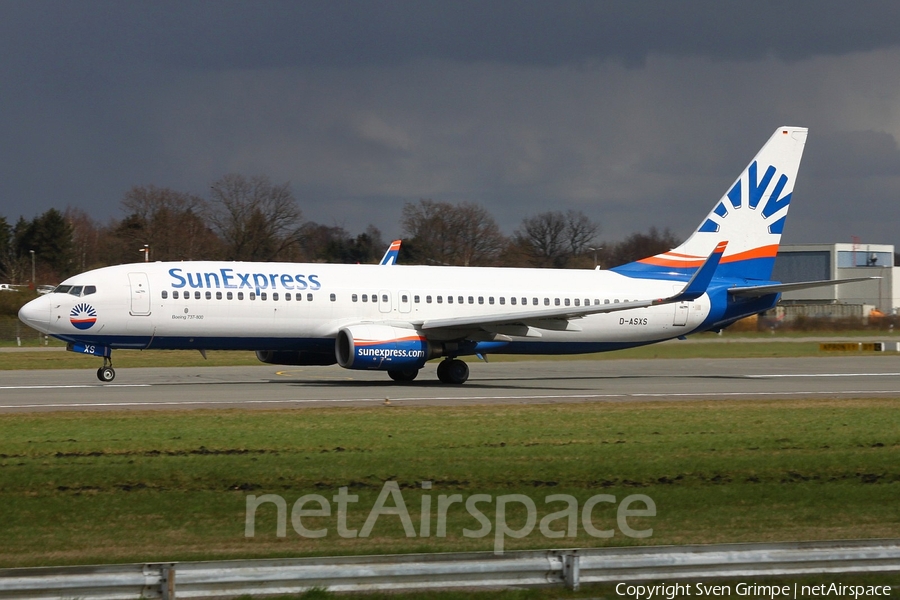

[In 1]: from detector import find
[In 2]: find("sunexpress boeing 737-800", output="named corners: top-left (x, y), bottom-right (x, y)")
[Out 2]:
top-left (18, 127), bottom-right (867, 384)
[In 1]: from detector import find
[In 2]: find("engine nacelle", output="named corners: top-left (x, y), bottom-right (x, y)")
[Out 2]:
top-left (255, 350), bottom-right (337, 366)
top-left (335, 324), bottom-right (434, 370)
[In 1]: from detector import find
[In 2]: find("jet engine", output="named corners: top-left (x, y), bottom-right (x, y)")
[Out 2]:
top-left (335, 324), bottom-right (436, 370)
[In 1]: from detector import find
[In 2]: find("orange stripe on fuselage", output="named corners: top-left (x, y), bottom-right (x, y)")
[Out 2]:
top-left (637, 244), bottom-right (779, 268)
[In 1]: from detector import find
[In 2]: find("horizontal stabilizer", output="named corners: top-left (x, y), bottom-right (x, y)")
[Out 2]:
top-left (728, 277), bottom-right (880, 298)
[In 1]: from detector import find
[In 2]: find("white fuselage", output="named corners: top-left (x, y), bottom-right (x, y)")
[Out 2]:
top-left (23, 261), bottom-right (711, 354)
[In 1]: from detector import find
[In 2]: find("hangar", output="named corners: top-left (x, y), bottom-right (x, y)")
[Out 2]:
top-left (771, 243), bottom-right (899, 318)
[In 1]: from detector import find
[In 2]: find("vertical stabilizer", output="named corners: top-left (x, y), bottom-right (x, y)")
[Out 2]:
top-left (614, 127), bottom-right (808, 280)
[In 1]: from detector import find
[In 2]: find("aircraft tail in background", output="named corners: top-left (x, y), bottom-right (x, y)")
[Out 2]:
top-left (380, 240), bottom-right (402, 265)
top-left (614, 127), bottom-right (808, 281)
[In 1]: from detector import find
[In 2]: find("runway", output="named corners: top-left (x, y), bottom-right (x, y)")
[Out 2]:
top-left (2, 355), bottom-right (900, 412)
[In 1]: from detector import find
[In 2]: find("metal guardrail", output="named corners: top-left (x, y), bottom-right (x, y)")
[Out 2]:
top-left (0, 539), bottom-right (898, 599)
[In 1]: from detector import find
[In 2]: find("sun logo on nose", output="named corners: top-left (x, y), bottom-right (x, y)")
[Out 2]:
top-left (70, 303), bottom-right (97, 330)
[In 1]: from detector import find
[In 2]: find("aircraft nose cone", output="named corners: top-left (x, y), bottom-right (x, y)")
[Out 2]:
top-left (18, 295), bottom-right (52, 333)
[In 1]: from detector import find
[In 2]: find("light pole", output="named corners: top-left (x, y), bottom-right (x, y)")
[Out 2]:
top-left (29, 250), bottom-right (35, 285)
top-left (587, 247), bottom-right (602, 269)
top-left (140, 244), bottom-right (149, 262)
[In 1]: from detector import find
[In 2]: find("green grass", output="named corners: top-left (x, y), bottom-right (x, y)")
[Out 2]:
top-left (0, 399), bottom-right (897, 568)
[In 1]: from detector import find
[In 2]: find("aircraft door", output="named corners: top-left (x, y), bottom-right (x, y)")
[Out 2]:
top-left (128, 272), bottom-right (152, 316)
top-left (398, 290), bottom-right (411, 313)
top-left (378, 290), bottom-right (392, 313)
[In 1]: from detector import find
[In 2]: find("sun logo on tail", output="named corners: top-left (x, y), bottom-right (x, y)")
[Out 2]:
top-left (70, 303), bottom-right (97, 330)
top-left (698, 161), bottom-right (793, 236)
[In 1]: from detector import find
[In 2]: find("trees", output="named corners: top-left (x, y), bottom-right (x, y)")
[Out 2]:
top-left (511, 210), bottom-right (599, 268)
top-left (13, 209), bottom-right (75, 282)
top-left (207, 175), bottom-right (303, 261)
top-left (605, 227), bottom-right (679, 268)
top-left (401, 200), bottom-right (505, 266)
top-left (118, 185), bottom-right (220, 262)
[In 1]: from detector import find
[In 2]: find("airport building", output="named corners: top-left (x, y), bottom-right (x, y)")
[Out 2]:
top-left (771, 243), bottom-right (899, 317)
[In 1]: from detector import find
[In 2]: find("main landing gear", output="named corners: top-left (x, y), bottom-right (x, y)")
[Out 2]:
top-left (436, 358), bottom-right (469, 385)
top-left (387, 368), bottom-right (419, 383)
top-left (97, 356), bottom-right (115, 382)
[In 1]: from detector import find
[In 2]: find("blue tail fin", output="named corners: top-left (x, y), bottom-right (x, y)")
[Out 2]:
top-left (614, 127), bottom-right (808, 281)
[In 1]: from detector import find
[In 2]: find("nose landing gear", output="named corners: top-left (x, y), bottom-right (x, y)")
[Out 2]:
top-left (97, 357), bottom-right (115, 382)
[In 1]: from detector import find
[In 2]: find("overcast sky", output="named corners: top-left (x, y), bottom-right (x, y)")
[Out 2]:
top-left (2, 1), bottom-right (900, 249)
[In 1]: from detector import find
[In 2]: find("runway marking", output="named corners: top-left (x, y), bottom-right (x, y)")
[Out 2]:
top-left (0, 384), bottom-right (152, 390)
top-left (747, 372), bottom-right (900, 378)
top-left (2, 389), bottom-right (900, 410)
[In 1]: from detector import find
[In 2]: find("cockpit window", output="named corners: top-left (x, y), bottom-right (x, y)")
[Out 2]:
top-left (54, 285), bottom-right (72, 294)
top-left (69, 286), bottom-right (83, 296)
top-left (83, 285), bottom-right (96, 296)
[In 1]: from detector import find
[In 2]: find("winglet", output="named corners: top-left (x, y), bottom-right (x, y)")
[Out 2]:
top-left (663, 241), bottom-right (727, 303)
top-left (380, 240), bottom-right (402, 265)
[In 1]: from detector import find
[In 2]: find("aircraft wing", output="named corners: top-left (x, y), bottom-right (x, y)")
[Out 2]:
top-left (728, 276), bottom-right (880, 298)
top-left (416, 242), bottom-right (727, 333)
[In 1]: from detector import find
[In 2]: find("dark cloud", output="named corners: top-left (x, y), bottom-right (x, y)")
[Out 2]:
top-left (2, 1), bottom-right (900, 251)
top-left (4, 0), bottom-right (900, 75)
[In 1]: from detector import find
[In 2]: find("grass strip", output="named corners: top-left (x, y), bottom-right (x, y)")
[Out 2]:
top-left (0, 398), bottom-right (897, 568)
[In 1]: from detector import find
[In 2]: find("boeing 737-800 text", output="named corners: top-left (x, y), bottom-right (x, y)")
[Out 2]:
top-left (19, 127), bottom-right (865, 384)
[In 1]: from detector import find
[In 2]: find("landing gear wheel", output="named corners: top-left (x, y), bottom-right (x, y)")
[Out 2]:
top-left (437, 359), bottom-right (468, 385)
top-left (97, 366), bottom-right (115, 382)
top-left (388, 368), bottom-right (419, 383)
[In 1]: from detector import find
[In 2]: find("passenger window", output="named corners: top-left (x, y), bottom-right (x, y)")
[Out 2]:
top-left (555, 298), bottom-right (561, 306)
top-left (330, 293), bottom-right (336, 302)
top-left (227, 292), bottom-right (233, 300)
top-left (382, 294), bottom-right (388, 303)
top-left (273, 292), bottom-right (279, 301)
top-left (565, 298), bottom-right (570, 306)
top-left (250, 292), bottom-right (256, 300)
top-left (162, 290), bottom-right (168, 299)
top-left (285, 292), bottom-right (290, 301)
top-left (83, 285), bottom-right (96, 295)
top-left (238, 292), bottom-right (244, 300)
top-left (362, 294), bottom-right (368, 302)
top-left (533, 298), bottom-right (538, 305)
top-left (489, 297), bottom-right (494, 305)
top-left (414, 295), bottom-right (420, 303)
top-left (458, 296), bottom-right (464, 304)
top-left (205, 291), bottom-right (212, 300)
top-left (468, 296), bottom-right (474, 304)
top-left (604, 299), bottom-right (610, 304)
top-left (69, 286), bottom-right (83, 296)
top-left (401, 295), bottom-right (408, 303)
top-left (307, 293), bottom-right (313, 301)
top-left (296, 293), bottom-right (302, 301)
top-left (447, 296), bottom-right (453, 304)
top-left (477, 297), bottom-right (483, 305)
top-left (510, 297), bottom-right (516, 305)
top-left (574, 299), bottom-right (580, 306)
top-left (216, 291), bottom-right (223, 300)
top-left (544, 298), bottom-right (550, 306)
top-left (437, 296), bottom-right (442, 304)
top-left (173, 290), bottom-right (179, 299)
top-left (499, 297), bottom-right (505, 305)
top-left (426, 295), bottom-right (432, 304)
top-left (194, 291), bottom-right (201, 300)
